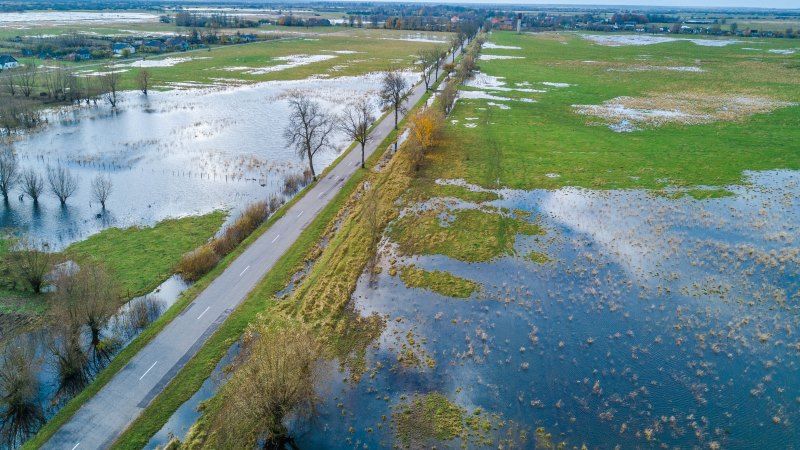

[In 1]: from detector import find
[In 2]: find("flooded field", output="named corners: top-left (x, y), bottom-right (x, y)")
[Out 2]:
top-left (295, 170), bottom-right (799, 448)
top-left (3, 72), bottom-right (416, 248)
top-left (0, 275), bottom-right (187, 448)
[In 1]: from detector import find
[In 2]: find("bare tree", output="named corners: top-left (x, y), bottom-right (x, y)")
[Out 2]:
top-left (17, 63), bottom-right (36, 98)
top-left (102, 68), bottom-right (121, 107)
top-left (434, 46), bottom-right (447, 81)
top-left (91, 174), bottom-right (112, 209)
top-left (136, 69), bottom-right (151, 96)
top-left (0, 148), bottom-right (18, 201)
top-left (439, 82), bottom-right (458, 116)
top-left (20, 169), bottom-right (44, 203)
top-left (54, 264), bottom-right (120, 348)
top-left (339, 98), bottom-right (375, 169)
top-left (450, 34), bottom-right (461, 62)
top-left (417, 48), bottom-right (438, 90)
top-left (0, 342), bottom-right (44, 448)
top-left (11, 240), bottom-right (52, 294)
top-left (209, 327), bottom-right (322, 449)
top-left (3, 68), bottom-right (16, 96)
top-left (42, 63), bottom-right (71, 101)
top-left (47, 166), bottom-right (78, 205)
top-left (283, 93), bottom-right (336, 181)
top-left (379, 70), bottom-right (409, 129)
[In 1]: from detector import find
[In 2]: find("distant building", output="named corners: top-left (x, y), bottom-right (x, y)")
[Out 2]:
top-left (165, 37), bottom-right (189, 51)
top-left (112, 43), bottom-right (136, 56)
top-left (0, 55), bottom-right (19, 70)
top-left (142, 39), bottom-right (166, 51)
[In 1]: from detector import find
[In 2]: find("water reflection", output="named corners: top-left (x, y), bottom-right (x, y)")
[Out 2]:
top-left (0, 275), bottom-right (188, 447)
top-left (296, 170), bottom-right (799, 448)
top-left (6, 72), bottom-right (417, 249)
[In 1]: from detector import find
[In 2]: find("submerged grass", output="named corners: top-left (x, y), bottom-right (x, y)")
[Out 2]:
top-left (394, 393), bottom-right (465, 445)
top-left (389, 207), bottom-right (544, 263)
top-left (399, 265), bottom-right (479, 298)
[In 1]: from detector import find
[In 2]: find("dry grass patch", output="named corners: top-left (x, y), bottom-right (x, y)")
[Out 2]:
top-left (574, 91), bottom-right (797, 131)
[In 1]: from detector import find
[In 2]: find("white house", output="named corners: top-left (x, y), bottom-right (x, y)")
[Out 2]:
top-left (0, 55), bottom-right (19, 70)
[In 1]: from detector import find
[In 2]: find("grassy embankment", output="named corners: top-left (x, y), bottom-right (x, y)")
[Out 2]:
top-left (110, 111), bottom-right (410, 450)
top-left (111, 42), bottom-right (459, 449)
top-left (158, 35), bottom-right (539, 450)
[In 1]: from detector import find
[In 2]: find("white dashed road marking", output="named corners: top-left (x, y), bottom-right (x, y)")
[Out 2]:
top-left (139, 361), bottom-right (157, 381)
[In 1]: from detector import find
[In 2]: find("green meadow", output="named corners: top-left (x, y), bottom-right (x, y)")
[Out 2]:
top-left (428, 31), bottom-right (800, 191)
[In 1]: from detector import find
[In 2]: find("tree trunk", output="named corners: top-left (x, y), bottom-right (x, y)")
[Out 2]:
top-left (360, 142), bottom-right (366, 168)
top-left (394, 106), bottom-right (398, 129)
top-left (307, 149), bottom-right (317, 181)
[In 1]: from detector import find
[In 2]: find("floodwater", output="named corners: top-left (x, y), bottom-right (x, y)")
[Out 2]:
top-left (145, 342), bottom-right (241, 449)
top-left (2, 275), bottom-right (188, 448)
top-left (292, 170), bottom-right (799, 448)
top-left (0, 11), bottom-right (158, 27)
top-left (3, 72), bottom-right (416, 248)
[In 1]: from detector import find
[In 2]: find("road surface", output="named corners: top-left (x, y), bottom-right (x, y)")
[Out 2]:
top-left (43, 46), bottom-right (462, 450)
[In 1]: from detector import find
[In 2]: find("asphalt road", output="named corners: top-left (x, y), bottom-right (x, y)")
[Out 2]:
top-left (43, 46), bottom-right (461, 450)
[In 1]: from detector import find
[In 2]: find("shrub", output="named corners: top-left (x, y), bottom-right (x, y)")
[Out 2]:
top-left (176, 244), bottom-right (219, 282)
top-left (282, 169), bottom-right (314, 195)
top-left (212, 201), bottom-right (269, 255)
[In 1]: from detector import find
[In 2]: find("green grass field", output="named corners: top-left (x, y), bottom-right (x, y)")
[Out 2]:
top-left (64, 212), bottom-right (225, 298)
top-left (2, 25), bottom-right (450, 91)
top-left (428, 31), bottom-right (800, 191)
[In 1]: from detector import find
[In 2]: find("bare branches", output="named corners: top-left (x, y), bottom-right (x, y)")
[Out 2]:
top-left (339, 98), bottom-right (375, 169)
top-left (379, 70), bottom-right (409, 130)
top-left (417, 48), bottom-right (440, 91)
top-left (283, 92), bottom-right (336, 181)
top-left (17, 63), bottom-right (36, 98)
top-left (136, 69), bottom-right (151, 96)
top-left (0, 147), bottom-right (19, 200)
top-left (21, 169), bottom-right (44, 202)
top-left (11, 240), bottom-right (52, 294)
top-left (210, 326), bottom-right (322, 448)
top-left (91, 174), bottom-right (113, 209)
top-left (47, 165), bottom-right (78, 205)
top-left (0, 342), bottom-right (44, 448)
top-left (102, 67), bottom-right (121, 108)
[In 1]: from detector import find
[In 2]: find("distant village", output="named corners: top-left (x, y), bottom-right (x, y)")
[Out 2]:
top-left (490, 12), bottom-right (799, 38)
top-left (0, 30), bottom-right (262, 67)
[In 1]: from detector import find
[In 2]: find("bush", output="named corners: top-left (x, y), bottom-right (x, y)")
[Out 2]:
top-left (178, 197), bottom-right (282, 282)
top-left (212, 201), bottom-right (269, 255)
top-left (282, 170), bottom-right (313, 195)
top-left (176, 245), bottom-right (219, 282)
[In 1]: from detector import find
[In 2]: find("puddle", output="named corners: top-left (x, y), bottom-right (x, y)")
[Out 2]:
top-left (478, 54), bottom-right (525, 61)
top-left (582, 34), bottom-right (743, 47)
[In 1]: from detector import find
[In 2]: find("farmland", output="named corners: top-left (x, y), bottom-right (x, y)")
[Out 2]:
top-left (167, 30), bottom-right (800, 448)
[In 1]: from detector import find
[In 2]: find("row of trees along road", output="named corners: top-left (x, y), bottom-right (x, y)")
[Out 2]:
top-left (286, 55), bottom-right (462, 176)
top-left (194, 29), bottom-right (485, 450)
